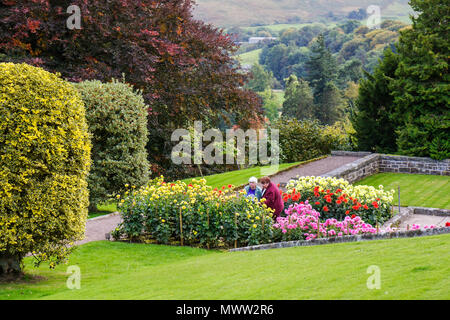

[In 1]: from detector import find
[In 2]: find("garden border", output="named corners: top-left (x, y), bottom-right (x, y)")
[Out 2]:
top-left (229, 226), bottom-right (450, 252)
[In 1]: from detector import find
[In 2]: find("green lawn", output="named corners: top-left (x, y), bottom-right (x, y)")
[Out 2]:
top-left (181, 160), bottom-right (316, 189)
top-left (1, 234), bottom-right (449, 299)
top-left (356, 173), bottom-right (450, 209)
top-left (88, 202), bottom-right (118, 219)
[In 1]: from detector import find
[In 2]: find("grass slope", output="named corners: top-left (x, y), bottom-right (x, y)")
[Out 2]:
top-left (356, 173), bottom-right (450, 209)
top-left (1, 234), bottom-right (449, 299)
top-left (181, 160), bottom-right (306, 189)
top-left (236, 48), bottom-right (262, 66)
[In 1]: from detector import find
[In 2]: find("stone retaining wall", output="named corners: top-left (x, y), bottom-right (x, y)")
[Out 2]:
top-left (411, 207), bottom-right (450, 216)
top-left (324, 152), bottom-right (449, 183)
top-left (229, 227), bottom-right (450, 252)
top-left (323, 153), bottom-right (380, 183)
top-left (379, 155), bottom-right (450, 175)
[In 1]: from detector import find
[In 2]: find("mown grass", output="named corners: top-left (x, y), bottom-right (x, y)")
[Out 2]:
top-left (181, 160), bottom-right (310, 189)
top-left (356, 173), bottom-right (450, 209)
top-left (88, 202), bottom-right (118, 219)
top-left (1, 234), bottom-right (449, 299)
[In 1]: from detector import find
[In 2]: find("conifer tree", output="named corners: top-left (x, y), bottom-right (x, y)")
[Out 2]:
top-left (351, 48), bottom-right (399, 153)
top-left (392, 0), bottom-right (449, 159)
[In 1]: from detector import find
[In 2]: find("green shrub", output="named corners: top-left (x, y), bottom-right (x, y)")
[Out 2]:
top-left (75, 79), bottom-right (150, 210)
top-left (322, 120), bottom-right (355, 151)
top-left (112, 177), bottom-right (275, 248)
top-left (0, 63), bottom-right (91, 273)
top-left (273, 118), bottom-right (335, 163)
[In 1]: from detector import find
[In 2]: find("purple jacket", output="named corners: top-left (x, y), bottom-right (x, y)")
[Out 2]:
top-left (262, 182), bottom-right (284, 219)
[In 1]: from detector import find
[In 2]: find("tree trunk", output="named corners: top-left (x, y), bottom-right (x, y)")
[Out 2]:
top-left (197, 164), bottom-right (203, 177)
top-left (0, 253), bottom-right (22, 275)
top-left (88, 202), bottom-right (98, 213)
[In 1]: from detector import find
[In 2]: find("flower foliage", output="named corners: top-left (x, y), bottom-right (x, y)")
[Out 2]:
top-left (0, 62), bottom-right (91, 269)
top-left (112, 177), bottom-right (275, 248)
top-left (283, 176), bottom-right (394, 225)
top-left (273, 202), bottom-right (377, 242)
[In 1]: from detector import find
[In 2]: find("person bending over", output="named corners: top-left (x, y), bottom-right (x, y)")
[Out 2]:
top-left (260, 176), bottom-right (284, 220)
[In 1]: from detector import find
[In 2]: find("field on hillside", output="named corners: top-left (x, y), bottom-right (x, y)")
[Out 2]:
top-left (194, 0), bottom-right (413, 27)
top-left (236, 48), bottom-right (262, 66)
top-left (1, 234), bottom-right (449, 299)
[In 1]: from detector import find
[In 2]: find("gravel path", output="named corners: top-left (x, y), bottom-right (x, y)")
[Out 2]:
top-left (270, 155), bottom-right (361, 186)
top-left (76, 213), bottom-right (122, 245)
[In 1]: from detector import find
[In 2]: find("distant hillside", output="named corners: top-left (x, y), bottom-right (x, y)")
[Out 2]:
top-left (193, 0), bottom-right (414, 27)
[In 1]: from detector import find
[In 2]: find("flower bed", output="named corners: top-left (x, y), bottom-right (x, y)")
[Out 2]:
top-left (282, 176), bottom-right (394, 226)
top-left (112, 177), bottom-right (275, 248)
top-left (273, 202), bottom-right (377, 242)
top-left (112, 176), bottom-right (398, 249)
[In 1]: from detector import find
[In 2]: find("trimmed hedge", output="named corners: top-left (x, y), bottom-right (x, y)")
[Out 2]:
top-left (75, 79), bottom-right (150, 210)
top-left (0, 63), bottom-right (91, 272)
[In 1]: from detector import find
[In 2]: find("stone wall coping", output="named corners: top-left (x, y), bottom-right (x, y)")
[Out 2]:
top-left (380, 154), bottom-right (450, 163)
top-left (322, 153), bottom-right (380, 177)
top-left (331, 150), bottom-right (373, 157)
top-left (411, 207), bottom-right (450, 216)
top-left (331, 151), bottom-right (449, 163)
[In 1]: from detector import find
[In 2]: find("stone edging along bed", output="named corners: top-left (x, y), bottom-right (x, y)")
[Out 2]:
top-left (229, 226), bottom-right (450, 252)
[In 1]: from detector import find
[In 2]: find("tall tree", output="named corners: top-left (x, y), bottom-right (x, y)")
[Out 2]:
top-left (246, 64), bottom-right (273, 92)
top-left (391, 0), bottom-right (449, 160)
top-left (306, 34), bottom-right (340, 125)
top-left (316, 82), bottom-right (343, 125)
top-left (307, 34), bottom-right (338, 96)
top-left (351, 48), bottom-right (399, 153)
top-left (0, 0), bottom-right (263, 178)
top-left (282, 75), bottom-right (314, 120)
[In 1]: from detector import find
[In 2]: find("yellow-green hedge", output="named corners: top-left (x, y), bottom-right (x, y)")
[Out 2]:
top-left (0, 63), bottom-right (91, 270)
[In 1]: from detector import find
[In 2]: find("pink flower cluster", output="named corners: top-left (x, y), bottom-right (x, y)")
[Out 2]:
top-left (273, 201), bottom-right (377, 241)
